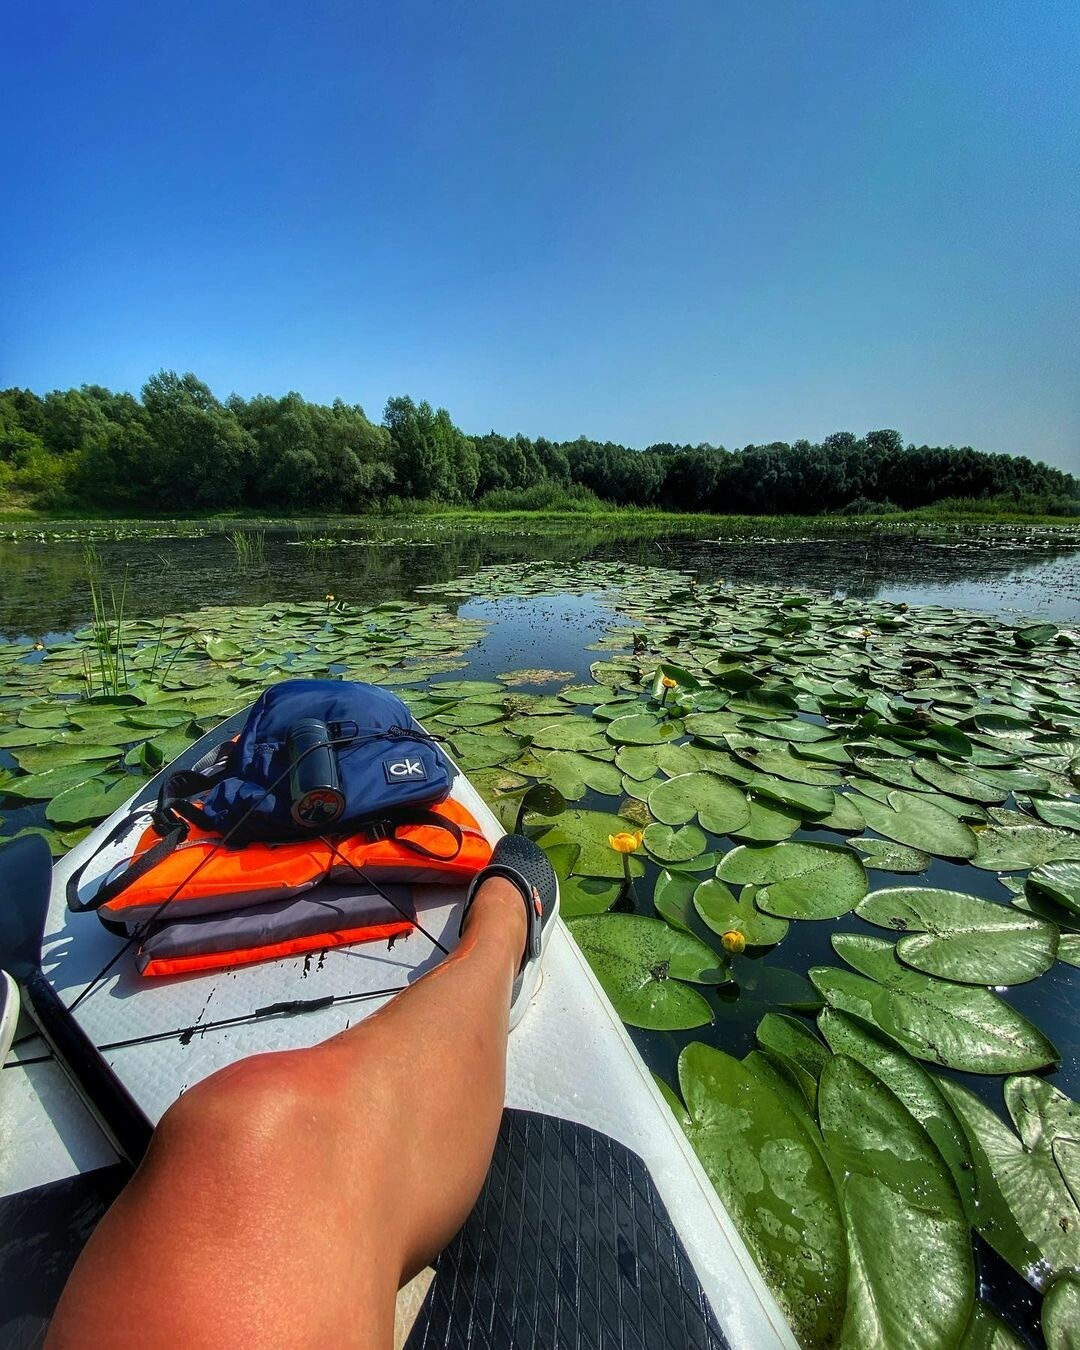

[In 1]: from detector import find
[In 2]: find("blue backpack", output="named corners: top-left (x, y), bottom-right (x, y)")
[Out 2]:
top-left (176, 679), bottom-right (455, 842)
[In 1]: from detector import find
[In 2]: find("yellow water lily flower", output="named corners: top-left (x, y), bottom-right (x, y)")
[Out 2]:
top-left (608, 831), bottom-right (643, 854)
top-left (325, 593), bottom-right (335, 601)
top-left (720, 930), bottom-right (746, 954)
top-left (660, 675), bottom-right (677, 689)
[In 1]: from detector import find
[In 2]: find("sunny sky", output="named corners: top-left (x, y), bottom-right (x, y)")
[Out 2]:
top-left (3, 0), bottom-right (1077, 469)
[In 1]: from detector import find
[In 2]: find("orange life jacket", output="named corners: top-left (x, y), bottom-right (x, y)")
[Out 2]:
top-left (73, 796), bottom-right (492, 928)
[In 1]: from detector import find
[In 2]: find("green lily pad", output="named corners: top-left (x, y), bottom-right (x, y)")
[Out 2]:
top-left (528, 719), bottom-right (610, 753)
top-left (676, 1042), bottom-right (848, 1350)
top-left (529, 750), bottom-right (621, 801)
top-left (45, 774), bottom-right (138, 827)
top-left (567, 916), bottom-right (723, 1029)
top-left (716, 841), bottom-right (867, 919)
top-left (1027, 797), bottom-right (1080, 830)
top-left (971, 824), bottom-right (1080, 872)
top-left (850, 789), bottom-right (978, 860)
top-left (957, 1303), bottom-right (1028, 1349)
top-left (1027, 861), bottom-right (1080, 916)
top-left (729, 798), bottom-right (802, 842)
top-left (940, 1076), bottom-right (1080, 1290)
top-left (811, 933), bottom-right (1059, 1073)
top-left (653, 869), bottom-right (699, 934)
top-left (560, 875), bottom-right (622, 918)
top-left (911, 758), bottom-right (1007, 804)
top-left (818, 1007), bottom-right (977, 1219)
top-left (1042, 1274), bottom-right (1080, 1350)
top-left (0, 761), bottom-right (102, 801)
top-left (754, 1012), bottom-right (830, 1109)
top-left (13, 742), bottom-right (122, 774)
top-left (693, 877), bottom-right (790, 947)
top-left (852, 837), bottom-right (931, 873)
top-left (646, 772), bottom-right (750, 833)
top-left (605, 713), bottom-right (683, 746)
top-left (817, 1055), bottom-right (975, 1350)
top-left (856, 886), bottom-right (1059, 985)
top-left (535, 810), bottom-right (646, 881)
top-left (642, 822), bottom-right (708, 864)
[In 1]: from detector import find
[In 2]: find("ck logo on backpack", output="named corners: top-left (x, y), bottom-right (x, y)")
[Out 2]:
top-left (383, 756), bottom-right (428, 783)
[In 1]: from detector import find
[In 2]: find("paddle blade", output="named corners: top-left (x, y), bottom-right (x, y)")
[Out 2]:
top-left (0, 835), bottom-right (54, 980)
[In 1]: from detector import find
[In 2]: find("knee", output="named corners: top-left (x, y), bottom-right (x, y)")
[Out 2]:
top-left (151, 1050), bottom-right (324, 1179)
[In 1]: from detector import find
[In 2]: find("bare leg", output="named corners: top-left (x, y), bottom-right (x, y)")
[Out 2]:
top-left (47, 878), bottom-right (528, 1350)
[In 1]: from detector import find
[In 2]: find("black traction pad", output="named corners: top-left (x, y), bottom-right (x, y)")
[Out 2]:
top-left (407, 1108), bottom-right (730, 1350)
top-left (0, 1163), bottom-right (127, 1349)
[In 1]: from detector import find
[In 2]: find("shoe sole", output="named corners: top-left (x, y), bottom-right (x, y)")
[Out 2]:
top-left (508, 878), bottom-right (560, 1032)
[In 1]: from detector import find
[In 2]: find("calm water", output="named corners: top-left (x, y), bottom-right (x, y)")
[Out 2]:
top-left (1, 517), bottom-right (1078, 638)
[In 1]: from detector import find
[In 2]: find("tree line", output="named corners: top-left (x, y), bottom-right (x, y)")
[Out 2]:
top-left (1, 372), bottom-right (1075, 515)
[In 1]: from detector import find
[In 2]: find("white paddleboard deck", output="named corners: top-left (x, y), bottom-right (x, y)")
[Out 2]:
top-left (0, 713), bottom-right (794, 1349)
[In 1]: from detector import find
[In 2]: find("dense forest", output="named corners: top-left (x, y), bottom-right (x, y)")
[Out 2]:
top-left (0, 373), bottom-right (1076, 516)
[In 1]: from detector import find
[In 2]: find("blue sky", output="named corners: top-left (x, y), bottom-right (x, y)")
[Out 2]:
top-left (3, 1), bottom-right (1077, 469)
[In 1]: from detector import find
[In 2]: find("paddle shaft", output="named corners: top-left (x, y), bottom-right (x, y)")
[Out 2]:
top-left (21, 967), bottom-right (153, 1167)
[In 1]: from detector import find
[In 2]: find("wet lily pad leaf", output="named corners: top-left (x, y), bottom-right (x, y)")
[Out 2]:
top-left (939, 1077), bottom-right (1080, 1291)
top-left (652, 1073), bottom-right (691, 1129)
top-left (744, 774), bottom-right (835, 818)
top-left (812, 934), bottom-right (1059, 1073)
top-left (531, 751), bottom-right (620, 801)
top-left (972, 824), bottom-right (1080, 872)
top-left (614, 745), bottom-right (664, 781)
top-left (818, 1055), bottom-right (975, 1350)
top-left (0, 761), bottom-right (102, 801)
top-left (850, 789), bottom-right (978, 860)
top-left (528, 719), bottom-right (610, 753)
top-left (852, 837), bottom-right (931, 873)
top-left (739, 965), bottom-right (823, 1011)
top-left (717, 841), bottom-right (867, 920)
top-left (855, 886), bottom-right (1059, 985)
top-left (515, 781), bottom-right (567, 827)
top-left (1042, 1273), bottom-right (1080, 1350)
top-left (45, 774), bottom-right (138, 827)
top-left (535, 810), bottom-right (646, 881)
top-left (1027, 861), bottom-right (1080, 917)
top-left (13, 742), bottom-right (122, 774)
top-left (647, 772), bottom-right (750, 833)
top-left (693, 877), bottom-right (790, 947)
top-left (912, 758), bottom-right (1007, 804)
top-left (729, 797), bottom-right (804, 843)
top-left (677, 1042), bottom-right (848, 1350)
top-left (1058, 934), bottom-right (1080, 968)
top-left (956, 1302), bottom-right (1027, 1349)
top-left (605, 713), bottom-right (683, 746)
top-left (642, 822), bottom-right (708, 864)
top-left (567, 916), bottom-right (721, 1029)
top-left (653, 869), bottom-right (699, 933)
top-left (1026, 797), bottom-right (1080, 831)
top-left (818, 1008), bottom-right (977, 1219)
top-left (755, 1012), bottom-right (830, 1109)
top-left (560, 875), bottom-right (622, 919)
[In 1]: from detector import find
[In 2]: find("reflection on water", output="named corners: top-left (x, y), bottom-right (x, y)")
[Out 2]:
top-left (1, 519), bottom-right (1078, 637)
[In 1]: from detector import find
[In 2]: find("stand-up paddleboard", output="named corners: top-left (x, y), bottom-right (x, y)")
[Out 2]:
top-left (0, 711), bottom-right (796, 1349)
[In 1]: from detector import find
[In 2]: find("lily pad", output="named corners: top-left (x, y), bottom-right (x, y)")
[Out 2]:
top-left (1042, 1274), bottom-right (1080, 1350)
top-left (850, 789), bottom-right (978, 860)
top-left (535, 810), bottom-right (646, 881)
top-left (716, 841), bottom-right (867, 920)
top-left (642, 822), bottom-right (708, 864)
top-left (971, 824), bottom-right (1080, 872)
top-left (856, 886), bottom-right (1059, 985)
top-left (605, 713), bottom-right (683, 746)
top-left (852, 837), bottom-right (931, 873)
top-left (653, 869), bottom-right (699, 934)
top-left (1027, 861), bottom-right (1080, 916)
top-left (817, 1055), bottom-right (975, 1350)
top-left (940, 1077), bottom-right (1080, 1290)
top-left (647, 772), bottom-right (750, 833)
top-left (754, 1012), bottom-right (830, 1109)
top-left (819, 1007), bottom-right (977, 1218)
top-left (676, 1042), bottom-right (848, 1350)
top-left (45, 774), bottom-right (138, 827)
top-left (812, 933), bottom-right (1059, 1073)
top-left (693, 877), bottom-right (790, 947)
top-left (567, 916), bottom-right (723, 1029)
top-left (560, 875), bottom-right (622, 919)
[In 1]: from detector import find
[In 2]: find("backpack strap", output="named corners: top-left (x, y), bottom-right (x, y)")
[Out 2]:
top-left (66, 752), bottom-right (232, 915)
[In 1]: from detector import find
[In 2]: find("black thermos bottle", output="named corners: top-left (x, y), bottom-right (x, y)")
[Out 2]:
top-left (286, 718), bottom-right (345, 828)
